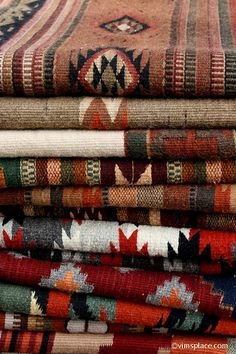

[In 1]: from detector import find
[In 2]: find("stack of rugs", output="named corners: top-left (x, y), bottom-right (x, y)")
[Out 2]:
top-left (3, 0), bottom-right (236, 353)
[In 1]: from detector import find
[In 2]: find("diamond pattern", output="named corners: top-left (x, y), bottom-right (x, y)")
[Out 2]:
top-left (100, 15), bottom-right (149, 35)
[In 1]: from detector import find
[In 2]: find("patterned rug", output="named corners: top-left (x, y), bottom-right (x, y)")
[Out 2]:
top-left (18, 250), bottom-right (236, 276)
top-left (0, 185), bottom-right (236, 213)
top-left (0, 0), bottom-right (236, 98)
top-left (3, 310), bottom-right (236, 337)
top-left (1, 158), bottom-right (236, 188)
top-left (1, 205), bottom-right (236, 232)
top-left (1, 97), bottom-right (236, 129)
top-left (2, 332), bottom-right (234, 354)
top-left (0, 129), bottom-right (236, 159)
top-left (2, 282), bottom-right (236, 337)
top-left (2, 218), bottom-right (236, 263)
top-left (1, 252), bottom-right (236, 319)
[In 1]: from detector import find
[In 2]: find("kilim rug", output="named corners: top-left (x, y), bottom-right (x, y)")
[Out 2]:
top-left (3, 282), bottom-right (236, 337)
top-left (1, 185), bottom-right (236, 213)
top-left (1, 97), bottom-right (236, 129)
top-left (18, 250), bottom-right (236, 276)
top-left (4, 310), bottom-right (236, 337)
top-left (0, 0), bottom-right (236, 98)
top-left (1, 252), bottom-right (236, 319)
top-left (1, 129), bottom-right (236, 159)
top-left (1, 332), bottom-right (235, 354)
top-left (2, 205), bottom-right (236, 232)
top-left (2, 218), bottom-right (236, 263)
top-left (1, 158), bottom-right (236, 188)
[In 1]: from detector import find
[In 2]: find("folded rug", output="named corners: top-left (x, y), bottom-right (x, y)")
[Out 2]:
top-left (0, 0), bottom-right (236, 98)
top-left (2, 97), bottom-right (236, 129)
top-left (2, 282), bottom-right (236, 337)
top-left (3, 205), bottom-right (236, 232)
top-left (0, 313), bottom-right (108, 334)
top-left (3, 310), bottom-right (236, 337)
top-left (1, 185), bottom-right (236, 213)
top-left (1, 252), bottom-right (236, 319)
top-left (18, 250), bottom-right (235, 276)
top-left (1, 158), bottom-right (236, 188)
top-left (2, 218), bottom-right (236, 262)
top-left (0, 129), bottom-right (236, 159)
top-left (2, 331), bottom-right (233, 354)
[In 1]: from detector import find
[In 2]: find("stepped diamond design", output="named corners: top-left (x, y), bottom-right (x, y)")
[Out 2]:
top-left (78, 48), bottom-right (139, 95)
top-left (101, 15), bottom-right (149, 35)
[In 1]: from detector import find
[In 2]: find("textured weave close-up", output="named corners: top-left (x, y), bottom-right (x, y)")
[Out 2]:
top-left (2, 0), bottom-right (236, 353)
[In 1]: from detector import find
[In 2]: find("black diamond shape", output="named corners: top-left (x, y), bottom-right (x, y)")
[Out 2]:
top-left (100, 15), bottom-right (149, 35)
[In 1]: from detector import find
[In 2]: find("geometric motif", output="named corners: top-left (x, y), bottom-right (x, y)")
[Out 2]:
top-left (100, 16), bottom-right (149, 35)
top-left (39, 263), bottom-right (94, 293)
top-left (70, 48), bottom-right (150, 96)
top-left (146, 276), bottom-right (199, 311)
top-left (77, 48), bottom-right (139, 96)
top-left (0, 0), bottom-right (44, 44)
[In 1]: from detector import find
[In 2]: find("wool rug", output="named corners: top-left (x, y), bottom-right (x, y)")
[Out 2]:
top-left (2, 97), bottom-right (236, 129)
top-left (0, 129), bottom-right (236, 159)
top-left (2, 218), bottom-right (236, 262)
top-left (4, 310), bottom-right (236, 337)
top-left (1, 185), bottom-right (236, 213)
top-left (1, 158), bottom-right (236, 188)
top-left (2, 282), bottom-right (236, 337)
top-left (18, 250), bottom-right (236, 276)
top-left (1, 0), bottom-right (236, 98)
top-left (3, 205), bottom-right (236, 232)
top-left (1, 252), bottom-right (236, 319)
top-left (1, 332), bottom-right (233, 354)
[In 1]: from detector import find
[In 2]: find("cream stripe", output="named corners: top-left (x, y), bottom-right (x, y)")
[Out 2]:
top-left (0, 130), bottom-right (125, 157)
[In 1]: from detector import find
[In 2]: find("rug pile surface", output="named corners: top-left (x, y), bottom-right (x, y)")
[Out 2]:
top-left (1, 1), bottom-right (236, 353)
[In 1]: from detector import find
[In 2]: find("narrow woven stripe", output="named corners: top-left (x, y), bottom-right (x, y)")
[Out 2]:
top-left (1, 158), bottom-right (236, 188)
top-left (2, 310), bottom-right (236, 337)
top-left (19, 250), bottom-right (235, 276)
top-left (1, 185), bottom-right (236, 213)
top-left (1, 252), bottom-right (236, 319)
top-left (0, 130), bottom-right (235, 158)
top-left (2, 331), bottom-right (231, 354)
top-left (3, 205), bottom-right (236, 232)
top-left (2, 97), bottom-right (236, 129)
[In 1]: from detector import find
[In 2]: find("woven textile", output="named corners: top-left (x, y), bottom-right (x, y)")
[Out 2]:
top-left (1, 0), bottom-right (236, 98)
top-left (2, 252), bottom-right (236, 319)
top-left (20, 250), bottom-right (236, 276)
top-left (2, 218), bottom-right (236, 263)
top-left (4, 311), bottom-right (236, 337)
top-left (0, 313), bottom-right (108, 334)
top-left (2, 185), bottom-right (236, 213)
top-left (4, 282), bottom-right (236, 337)
top-left (1, 332), bottom-right (234, 354)
top-left (2, 97), bottom-right (236, 129)
top-left (1, 129), bottom-right (236, 159)
top-left (2, 158), bottom-right (236, 188)
top-left (4, 205), bottom-right (236, 232)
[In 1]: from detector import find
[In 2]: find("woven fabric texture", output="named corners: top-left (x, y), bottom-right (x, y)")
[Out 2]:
top-left (3, 281), bottom-right (236, 338)
top-left (1, 129), bottom-right (236, 159)
top-left (2, 331), bottom-right (234, 354)
top-left (2, 185), bottom-right (236, 213)
top-left (19, 250), bottom-right (236, 276)
top-left (3, 205), bottom-right (236, 232)
top-left (4, 310), bottom-right (236, 337)
top-left (1, 252), bottom-right (236, 319)
top-left (2, 218), bottom-right (236, 263)
top-left (1, 0), bottom-right (236, 98)
top-left (1, 158), bottom-right (236, 188)
top-left (2, 97), bottom-right (236, 129)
